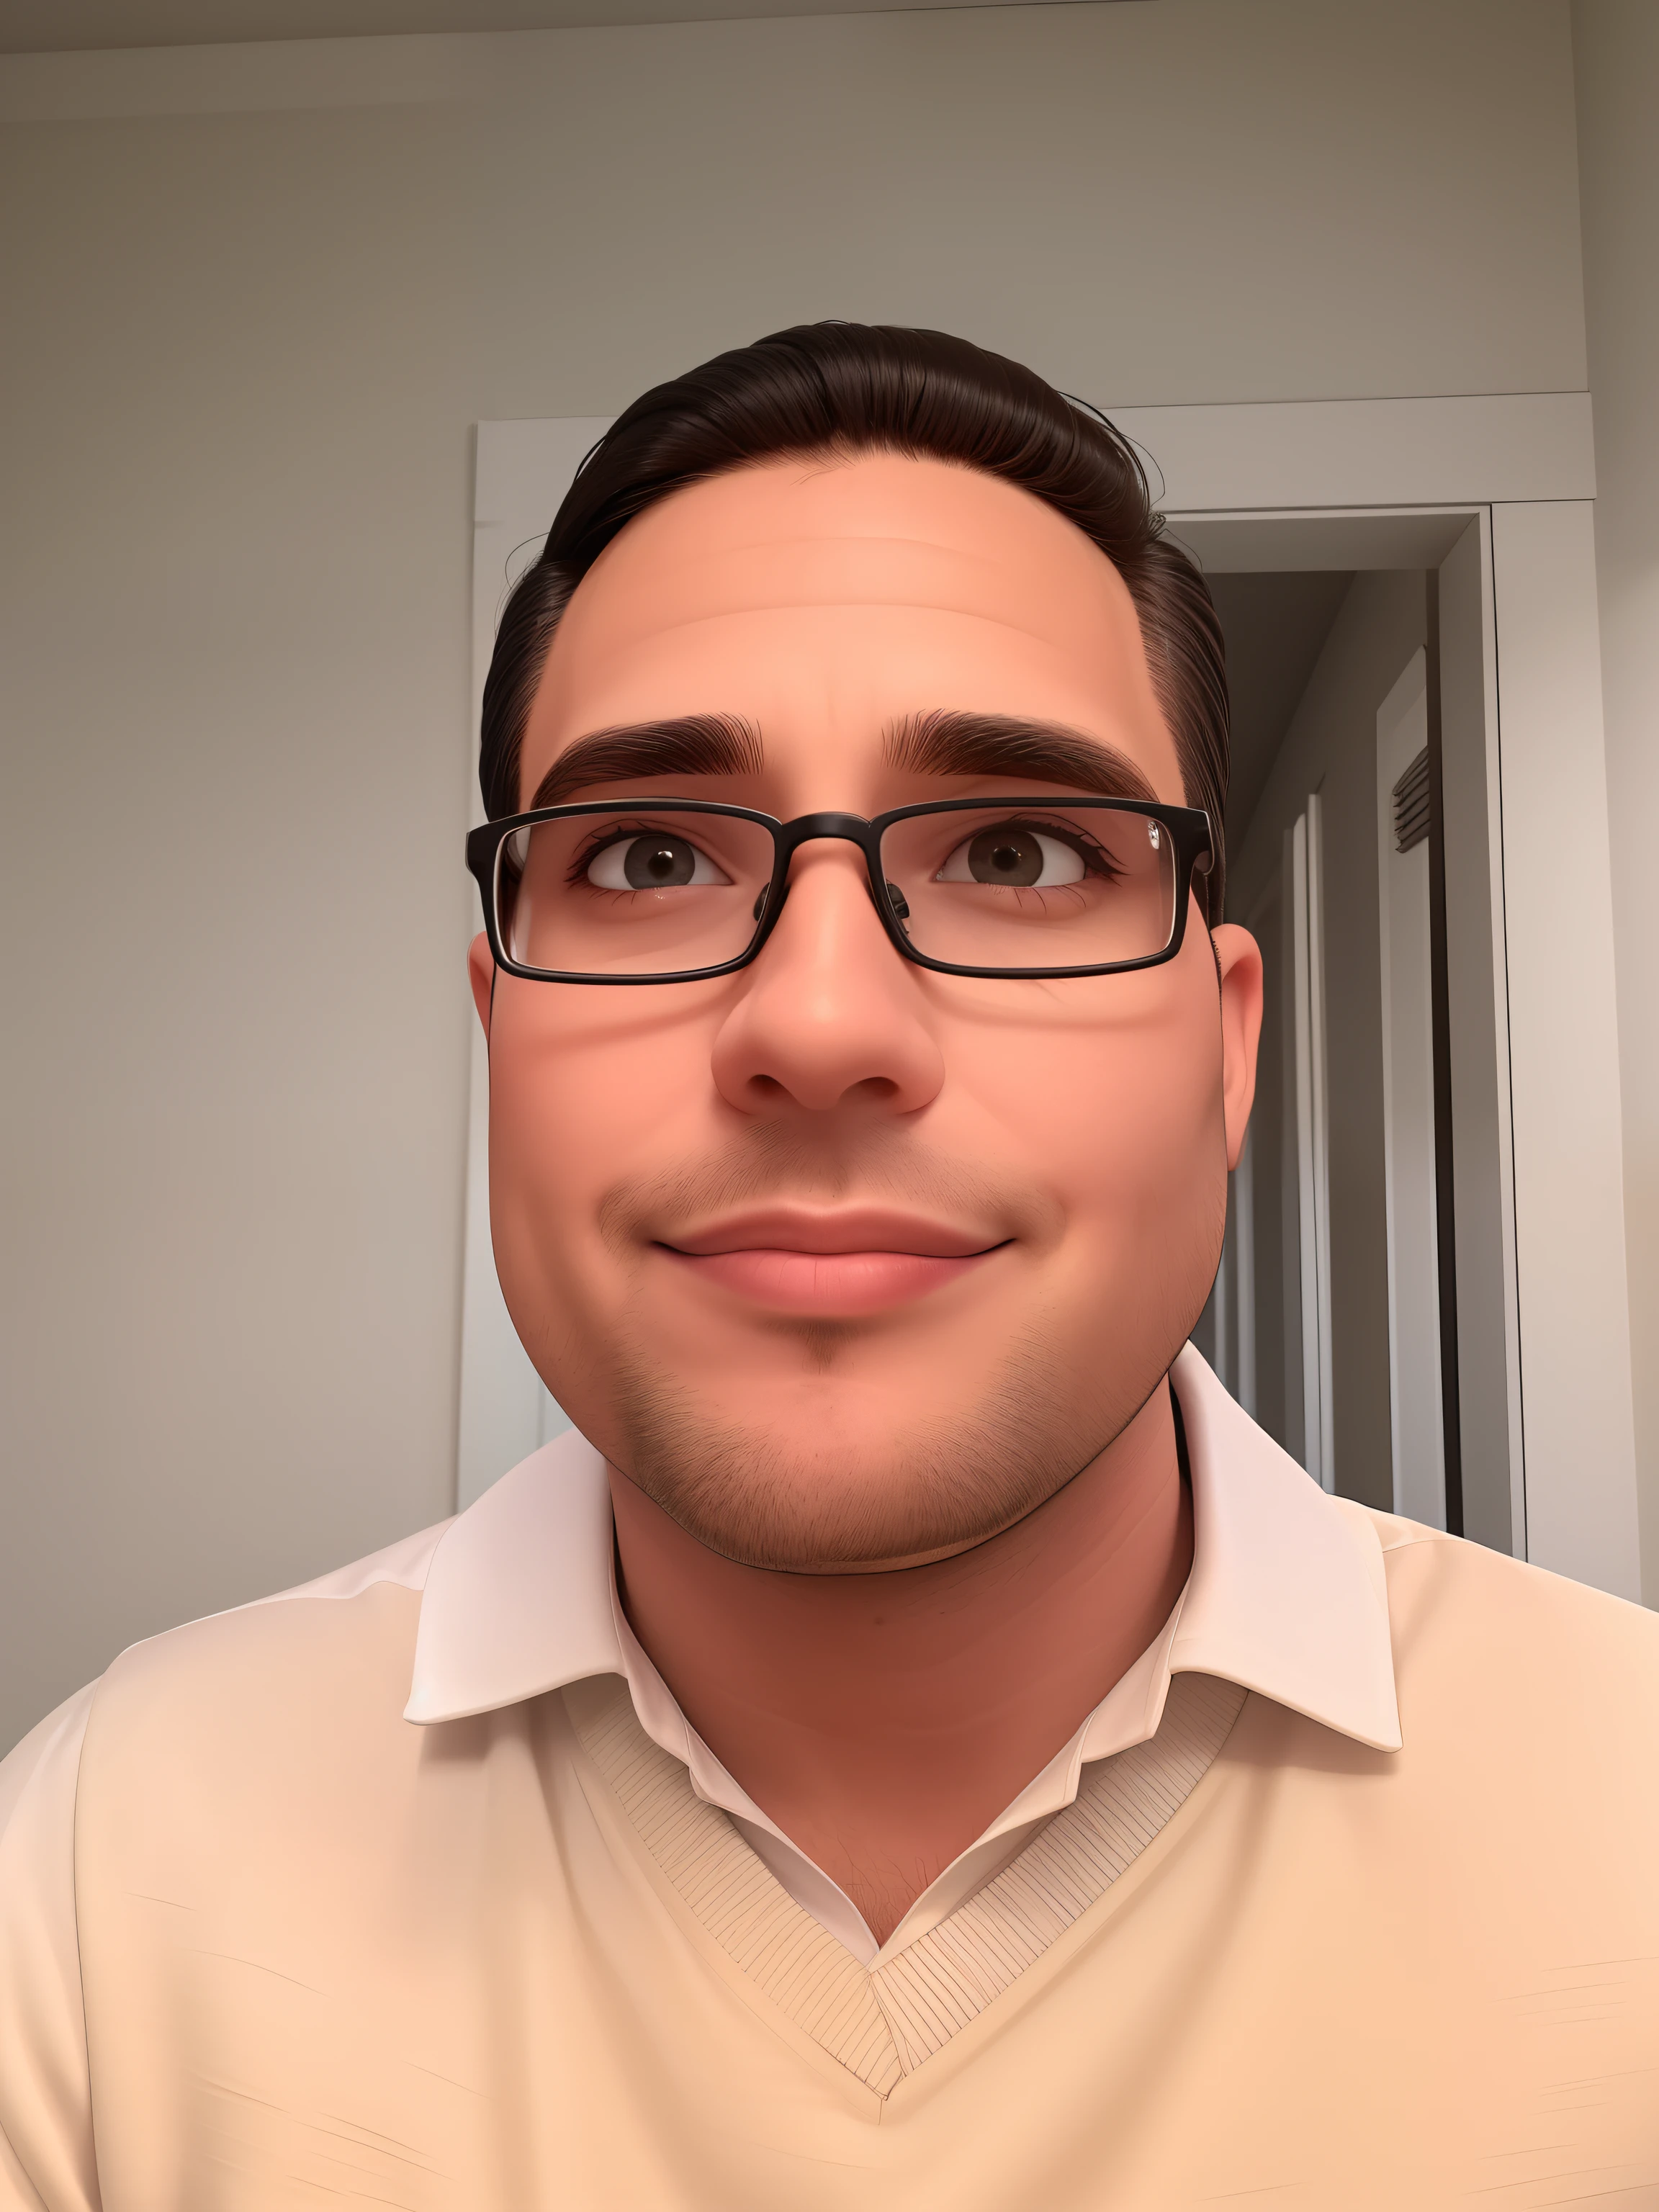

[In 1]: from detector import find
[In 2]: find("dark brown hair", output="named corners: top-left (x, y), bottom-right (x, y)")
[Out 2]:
top-left (480, 322), bottom-right (1229, 920)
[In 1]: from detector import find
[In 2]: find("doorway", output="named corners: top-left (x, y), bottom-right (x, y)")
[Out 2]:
top-left (1191, 527), bottom-right (1512, 1547)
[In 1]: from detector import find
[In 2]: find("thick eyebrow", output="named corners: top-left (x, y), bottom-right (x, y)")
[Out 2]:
top-left (526, 714), bottom-right (763, 810)
top-left (884, 709), bottom-right (1158, 803)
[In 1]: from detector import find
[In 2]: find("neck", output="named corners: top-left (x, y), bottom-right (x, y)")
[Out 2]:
top-left (608, 1378), bottom-right (1194, 1946)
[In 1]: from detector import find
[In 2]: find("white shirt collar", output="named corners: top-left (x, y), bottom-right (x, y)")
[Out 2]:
top-left (405, 1346), bottom-right (1400, 1963)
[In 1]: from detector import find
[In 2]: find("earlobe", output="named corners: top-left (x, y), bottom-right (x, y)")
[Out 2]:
top-left (1210, 923), bottom-right (1263, 1172)
top-left (468, 932), bottom-right (495, 1040)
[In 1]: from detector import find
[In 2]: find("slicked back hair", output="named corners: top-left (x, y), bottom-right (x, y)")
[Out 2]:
top-left (480, 323), bottom-right (1230, 922)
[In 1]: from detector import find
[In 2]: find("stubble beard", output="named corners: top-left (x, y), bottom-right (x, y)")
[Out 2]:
top-left (608, 1321), bottom-right (1161, 1573)
top-left (588, 1123), bottom-right (1218, 1573)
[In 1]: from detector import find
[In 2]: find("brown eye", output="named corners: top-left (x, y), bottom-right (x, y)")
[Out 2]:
top-left (937, 825), bottom-right (1086, 889)
top-left (586, 834), bottom-right (729, 890)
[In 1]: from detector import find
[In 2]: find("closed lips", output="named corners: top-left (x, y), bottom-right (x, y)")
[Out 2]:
top-left (660, 1211), bottom-right (1007, 1315)
top-left (665, 1208), bottom-right (1002, 1258)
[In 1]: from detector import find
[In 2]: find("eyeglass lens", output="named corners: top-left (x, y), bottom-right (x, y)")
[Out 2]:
top-left (497, 804), bottom-right (1178, 977)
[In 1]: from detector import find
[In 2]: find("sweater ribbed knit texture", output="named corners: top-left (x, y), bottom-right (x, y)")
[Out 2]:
top-left (572, 1669), bottom-right (1246, 2093)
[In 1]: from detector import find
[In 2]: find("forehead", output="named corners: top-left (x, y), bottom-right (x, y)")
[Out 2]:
top-left (520, 452), bottom-right (1183, 803)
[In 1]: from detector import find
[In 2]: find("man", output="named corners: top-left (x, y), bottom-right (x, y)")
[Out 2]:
top-left (3, 323), bottom-right (1657, 2208)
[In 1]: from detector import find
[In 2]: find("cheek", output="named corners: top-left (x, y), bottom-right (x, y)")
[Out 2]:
top-left (962, 976), bottom-right (1226, 1256)
top-left (483, 986), bottom-right (710, 1302)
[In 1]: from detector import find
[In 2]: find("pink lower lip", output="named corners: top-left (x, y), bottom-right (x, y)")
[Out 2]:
top-left (666, 1247), bottom-right (989, 1315)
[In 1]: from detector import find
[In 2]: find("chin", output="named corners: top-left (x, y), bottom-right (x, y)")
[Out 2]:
top-left (605, 1326), bottom-right (1164, 1574)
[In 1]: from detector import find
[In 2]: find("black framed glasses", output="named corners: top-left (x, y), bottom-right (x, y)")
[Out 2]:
top-left (467, 796), bottom-right (1213, 984)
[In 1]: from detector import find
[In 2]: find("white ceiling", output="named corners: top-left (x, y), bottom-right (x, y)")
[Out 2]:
top-left (0, 0), bottom-right (1107, 52)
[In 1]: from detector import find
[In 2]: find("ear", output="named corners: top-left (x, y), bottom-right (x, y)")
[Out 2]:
top-left (468, 932), bottom-right (495, 1039)
top-left (1210, 923), bottom-right (1263, 1172)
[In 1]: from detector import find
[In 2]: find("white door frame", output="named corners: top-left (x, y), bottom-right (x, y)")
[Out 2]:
top-left (1290, 797), bottom-right (1335, 1495)
top-left (459, 393), bottom-right (1642, 1605)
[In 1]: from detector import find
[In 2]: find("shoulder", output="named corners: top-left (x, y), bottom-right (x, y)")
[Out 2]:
top-left (1361, 1504), bottom-right (1658, 1668)
top-left (1, 1516), bottom-right (451, 1899)
top-left (80, 1518), bottom-right (453, 1785)
top-left (0, 1689), bottom-right (101, 2208)
top-left (123, 1516), bottom-right (447, 1685)
top-left (0, 1524), bottom-right (449, 2203)
top-left (1344, 1503), bottom-right (1659, 1774)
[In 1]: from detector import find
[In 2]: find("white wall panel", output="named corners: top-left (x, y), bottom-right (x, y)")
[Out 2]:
top-left (1118, 394), bottom-right (1593, 514)
top-left (1489, 501), bottom-right (1640, 1598)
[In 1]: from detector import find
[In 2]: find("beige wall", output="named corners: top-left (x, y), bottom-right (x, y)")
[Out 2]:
top-left (0, 0), bottom-right (1595, 1752)
top-left (1573, 0), bottom-right (1659, 1607)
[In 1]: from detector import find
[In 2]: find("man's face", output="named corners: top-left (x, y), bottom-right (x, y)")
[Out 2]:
top-left (471, 454), bottom-right (1260, 1571)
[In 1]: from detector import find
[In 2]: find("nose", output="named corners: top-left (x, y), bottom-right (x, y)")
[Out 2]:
top-left (709, 841), bottom-right (946, 1119)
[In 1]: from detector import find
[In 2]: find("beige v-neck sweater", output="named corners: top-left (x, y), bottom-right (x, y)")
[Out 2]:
top-left (4, 1517), bottom-right (1659, 2208)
